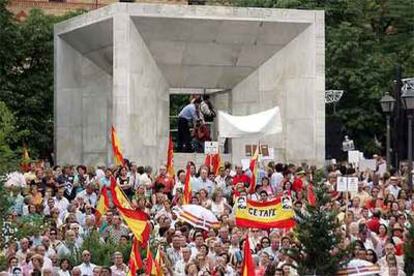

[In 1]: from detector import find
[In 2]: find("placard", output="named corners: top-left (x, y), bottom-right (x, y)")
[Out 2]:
top-left (337, 176), bottom-right (347, 192)
top-left (262, 147), bottom-right (275, 160)
top-left (245, 144), bottom-right (270, 157)
top-left (336, 176), bottom-right (359, 192)
top-left (347, 177), bottom-right (359, 192)
top-left (204, 141), bottom-right (219, 154)
top-left (348, 150), bottom-right (361, 164)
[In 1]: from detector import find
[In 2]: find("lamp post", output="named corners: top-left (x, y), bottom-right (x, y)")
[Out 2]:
top-left (380, 92), bottom-right (396, 169)
top-left (401, 86), bottom-right (414, 190)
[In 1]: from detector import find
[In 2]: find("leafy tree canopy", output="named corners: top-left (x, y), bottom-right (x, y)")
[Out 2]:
top-left (0, 0), bottom-right (85, 161)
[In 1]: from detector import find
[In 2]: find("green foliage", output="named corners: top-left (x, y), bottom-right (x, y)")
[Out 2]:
top-left (15, 214), bottom-right (49, 239)
top-left (0, 178), bottom-right (12, 249)
top-left (0, 101), bottom-right (19, 173)
top-left (294, 180), bottom-right (350, 275)
top-left (79, 230), bottom-right (132, 267)
top-left (0, 0), bottom-right (85, 159)
top-left (216, 0), bottom-right (414, 156)
top-left (404, 214), bottom-right (414, 275)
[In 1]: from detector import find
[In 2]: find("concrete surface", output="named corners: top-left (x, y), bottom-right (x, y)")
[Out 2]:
top-left (54, 3), bottom-right (325, 168)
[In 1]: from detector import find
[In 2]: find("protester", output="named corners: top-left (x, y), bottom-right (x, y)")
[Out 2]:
top-left (1, 153), bottom-right (413, 276)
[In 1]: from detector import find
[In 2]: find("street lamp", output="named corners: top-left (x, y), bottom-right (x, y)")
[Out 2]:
top-left (401, 85), bottom-right (414, 190)
top-left (380, 92), bottom-right (396, 169)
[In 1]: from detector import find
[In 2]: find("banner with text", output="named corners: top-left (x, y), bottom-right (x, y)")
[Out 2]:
top-left (235, 196), bottom-right (295, 229)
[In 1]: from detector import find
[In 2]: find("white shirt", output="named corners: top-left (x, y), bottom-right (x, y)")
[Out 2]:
top-left (76, 190), bottom-right (98, 207)
top-left (75, 262), bottom-right (96, 276)
top-left (53, 197), bottom-right (69, 213)
top-left (110, 264), bottom-right (128, 276)
top-left (387, 185), bottom-right (401, 198)
top-left (271, 172), bottom-right (283, 193)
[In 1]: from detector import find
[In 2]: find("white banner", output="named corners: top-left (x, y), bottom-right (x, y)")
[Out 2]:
top-left (218, 107), bottom-right (282, 138)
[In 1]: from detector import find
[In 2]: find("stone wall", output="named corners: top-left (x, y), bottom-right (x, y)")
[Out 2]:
top-left (231, 12), bottom-right (325, 166)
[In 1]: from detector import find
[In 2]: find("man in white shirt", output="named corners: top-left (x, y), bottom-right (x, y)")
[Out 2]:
top-left (386, 176), bottom-right (401, 199)
top-left (76, 183), bottom-right (98, 207)
top-left (128, 162), bottom-right (141, 190)
top-left (53, 187), bottom-right (70, 213)
top-left (174, 246), bottom-right (192, 276)
top-left (271, 163), bottom-right (284, 194)
top-left (75, 250), bottom-right (96, 276)
top-left (110, 252), bottom-right (128, 276)
top-left (193, 167), bottom-right (214, 194)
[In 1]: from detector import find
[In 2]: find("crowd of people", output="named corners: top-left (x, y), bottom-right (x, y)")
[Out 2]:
top-left (1, 155), bottom-right (413, 276)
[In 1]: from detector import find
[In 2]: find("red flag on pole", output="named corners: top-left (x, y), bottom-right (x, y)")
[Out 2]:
top-left (166, 135), bottom-right (175, 177)
top-left (183, 165), bottom-right (192, 204)
top-left (111, 126), bottom-right (125, 166)
top-left (127, 238), bottom-right (143, 276)
top-left (242, 237), bottom-right (255, 276)
top-left (248, 146), bottom-right (260, 194)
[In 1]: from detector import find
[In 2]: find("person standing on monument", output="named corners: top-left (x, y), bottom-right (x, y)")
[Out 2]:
top-left (177, 98), bottom-right (202, 152)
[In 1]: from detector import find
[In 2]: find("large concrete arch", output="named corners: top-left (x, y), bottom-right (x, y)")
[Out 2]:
top-left (54, 3), bottom-right (325, 167)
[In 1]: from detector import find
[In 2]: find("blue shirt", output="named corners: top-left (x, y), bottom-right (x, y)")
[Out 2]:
top-left (178, 103), bottom-right (198, 121)
top-left (192, 177), bottom-right (214, 195)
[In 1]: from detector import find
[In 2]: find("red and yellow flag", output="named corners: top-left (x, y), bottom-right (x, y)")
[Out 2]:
top-left (235, 196), bottom-right (295, 229)
top-left (111, 177), bottom-right (150, 245)
top-left (183, 165), bottom-right (192, 205)
top-left (95, 186), bottom-right (110, 226)
top-left (111, 126), bottom-right (125, 166)
top-left (248, 146), bottom-right (259, 193)
top-left (152, 246), bottom-right (163, 276)
top-left (242, 237), bottom-right (255, 276)
top-left (166, 135), bottom-right (175, 177)
top-left (127, 238), bottom-right (143, 276)
top-left (145, 245), bottom-right (163, 276)
top-left (204, 153), bottom-right (222, 176)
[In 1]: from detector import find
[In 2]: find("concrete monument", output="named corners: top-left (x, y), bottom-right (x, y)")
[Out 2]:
top-left (54, 3), bottom-right (325, 167)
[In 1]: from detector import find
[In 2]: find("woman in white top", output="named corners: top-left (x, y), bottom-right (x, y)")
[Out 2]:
top-left (211, 189), bottom-right (228, 217)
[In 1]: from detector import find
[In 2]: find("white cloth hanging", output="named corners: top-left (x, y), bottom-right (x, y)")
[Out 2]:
top-left (218, 107), bottom-right (282, 138)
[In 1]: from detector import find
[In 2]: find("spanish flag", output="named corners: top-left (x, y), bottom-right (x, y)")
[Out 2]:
top-left (152, 246), bottom-right (164, 276)
top-left (112, 180), bottom-right (132, 209)
top-left (95, 186), bottom-right (110, 226)
top-left (145, 244), bottom-right (162, 276)
top-left (145, 244), bottom-right (154, 275)
top-left (242, 237), bottom-right (255, 276)
top-left (111, 177), bottom-right (151, 245)
top-left (166, 135), bottom-right (175, 177)
top-left (249, 146), bottom-right (259, 193)
top-left (111, 126), bottom-right (125, 166)
top-left (235, 196), bottom-right (295, 229)
top-left (204, 153), bottom-right (221, 176)
top-left (183, 165), bottom-right (192, 204)
top-left (127, 238), bottom-right (143, 276)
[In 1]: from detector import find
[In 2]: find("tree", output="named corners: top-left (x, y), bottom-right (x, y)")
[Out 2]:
top-left (0, 0), bottom-right (85, 160)
top-left (0, 101), bottom-right (19, 173)
top-left (404, 214), bottom-right (414, 275)
top-left (294, 173), bottom-right (350, 275)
